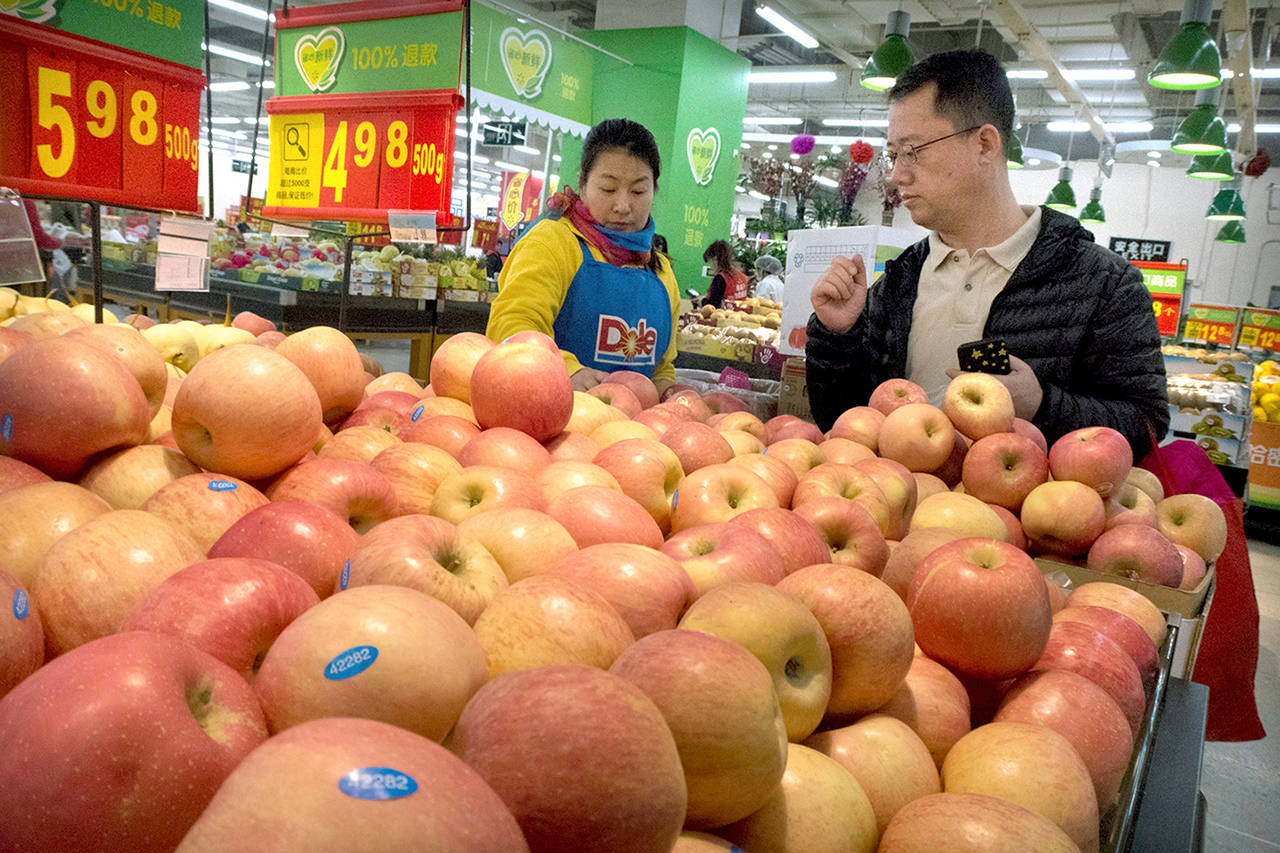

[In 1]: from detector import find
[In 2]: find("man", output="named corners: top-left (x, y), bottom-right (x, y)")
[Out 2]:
top-left (805, 49), bottom-right (1168, 457)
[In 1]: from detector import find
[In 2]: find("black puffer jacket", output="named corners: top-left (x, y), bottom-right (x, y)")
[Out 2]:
top-left (805, 207), bottom-right (1169, 458)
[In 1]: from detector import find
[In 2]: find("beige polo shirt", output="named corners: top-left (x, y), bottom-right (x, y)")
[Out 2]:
top-left (905, 205), bottom-right (1042, 403)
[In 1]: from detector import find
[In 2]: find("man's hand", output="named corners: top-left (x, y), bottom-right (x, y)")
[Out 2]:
top-left (809, 255), bottom-right (868, 334)
top-left (570, 366), bottom-right (609, 392)
top-left (946, 355), bottom-right (1043, 421)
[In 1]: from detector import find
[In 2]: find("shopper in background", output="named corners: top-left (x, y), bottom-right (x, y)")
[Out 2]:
top-left (702, 239), bottom-right (749, 309)
top-left (804, 49), bottom-right (1167, 457)
top-left (486, 118), bottom-right (680, 394)
top-left (753, 254), bottom-right (785, 304)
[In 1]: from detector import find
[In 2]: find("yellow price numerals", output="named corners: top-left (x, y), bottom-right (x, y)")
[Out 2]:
top-left (320, 118), bottom-right (446, 203)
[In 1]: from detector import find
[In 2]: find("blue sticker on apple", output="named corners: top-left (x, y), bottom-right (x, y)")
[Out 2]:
top-left (670, 488), bottom-right (678, 510)
top-left (12, 589), bottom-right (28, 621)
top-left (324, 644), bottom-right (377, 680)
top-left (340, 559), bottom-right (351, 590)
top-left (1, 414), bottom-right (12, 442)
top-left (207, 480), bottom-right (238, 491)
top-left (338, 767), bottom-right (418, 801)
top-left (411, 404), bottom-right (424, 422)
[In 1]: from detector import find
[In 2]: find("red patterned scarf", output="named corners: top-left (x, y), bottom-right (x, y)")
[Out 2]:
top-left (548, 188), bottom-right (653, 268)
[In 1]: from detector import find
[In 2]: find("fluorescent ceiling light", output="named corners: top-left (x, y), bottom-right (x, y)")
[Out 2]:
top-left (755, 5), bottom-right (818, 49)
top-left (789, 152), bottom-right (799, 160)
top-left (814, 175), bottom-right (838, 187)
top-left (211, 128), bottom-right (245, 139)
top-left (744, 116), bottom-right (803, 125)
top-left (210, 116), bottom-right (241, 124)
top-left (493, 160), bottom-right (525, 171)
top-left (742, 131), bottom-right (884, 146)
top-left (1254, 68), bottom-right (1280, 78)
top-left (1007, 69), bottom-right (1049, 79)
top-left (740, 142), bottom-right (751, 149)
top-left (259, 80), bottom-right (274, 89)
top-left (1258, 124), bottom-right (1280, 133)
top-left (748, 190), bottom-right (769, 200)
top-left (207, 0), bottom-right (268, 21)
top-left (1148, 150), bottom-right (1163, 158)
top-left (767, 144), bottom-right (778, 150)
top-left (830, 144), bottom-right (841, 152)
top-left (208, 81), bottom-right (251, 92)
top-left (471, 154), bottom-right (491, 164)
top-left (822, 118), bottom-right (889, 127)
top-left (1062, 68), bottom-right (1135, 81)
top-left (1046, 120), bottom-right (1153, 133)
top-left (552, 154), bottom-right (562, 162)
top-left (454, 151), bottom-right (467, 160)
top-left (514, 145), bottom-right (540, 156)
top-left (532, 170), bottom-right (546, 179)
top-left (1025, 158), bottom-right (1041, 166)
top-left (203, 42), bottom-right (270, 66)
top-left (748, 69), bottom-right (837, 84)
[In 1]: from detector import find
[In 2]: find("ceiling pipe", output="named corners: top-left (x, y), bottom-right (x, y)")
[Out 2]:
top-left (1222, 0), bottom-right (1257, 157)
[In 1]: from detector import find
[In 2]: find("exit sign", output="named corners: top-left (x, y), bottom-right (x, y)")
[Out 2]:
top-left (482, 121), bottom-right (526, 146)
top-left (232, 159), bottom-right (258, 174)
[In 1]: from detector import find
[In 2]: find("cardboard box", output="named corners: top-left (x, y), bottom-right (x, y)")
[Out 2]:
top-left (777, 356), bottom-right (812, 421)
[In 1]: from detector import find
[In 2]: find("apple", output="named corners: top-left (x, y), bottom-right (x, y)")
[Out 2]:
top-left (792, 463), bottom-right (891, 530)
top-left (1052, 605), bottom-right (1159, 695)
top-left (566, 390), bottom-right (627, 435)
top-left (8, 309), bottom-right (87, 339)
top-left (142, 323), bottom-right (200, 373)
top-left (549, 543), bottom-right (695, 639)
top-left (770, 418), bottom-right (825, 444)
top-left (1020, 480), bottom-right (1107, 555)
top-left (400, 413), bottom-right (480, 457)
top-left (341, 394), bottom-right (416, 436)
top-left (536, 459), bottom-right (620, 504)
top-left (727, 451), bottom-right (799, 507)
top-left (78, 444), bottom-right (201, 510)
top-left (588, 382), bottom-right (643, 418)
top-left (0, 455), bottom-right (50, 494)
top-left (1007, 416), bottom-right (1047, 452)
top-left (0, 567), bottom-right (42, 698)
top-left (1125, 465), bottom-right (1165, 505)
top-left (140, 472), bottom-right (268, 553)
top-left (942, 373), bottom-right (1016, 440)
top-left (791, 497), bottom-right (890, 575)
top-left (762, 436), bottom-right (826, 479)
top-left (342, 514), bottom-right (507, 625)
top-left (123, 314), bottom-right (158, 330)
top-left (853, 456), bottom-right (919, 540)
top-left (1066, 581), bottom-right (1168, 649)
top-left (828, 405), bottom-right (885, 451)
top-left (880, 792), bottom-right (1083, 853)
top-left (470, 341), bottom-right (573, 441)
top-left (606, 369), bottom-right (661, 410)
top-left (702, 391), bottom-right (749, 416)
top-left (231, 310), bottom-right (275, 336)
top-left (874, 653), bottom-right (972, 769)
top-left (176, 717), bottom-right (528, 852)
top-left (449, 664), bottom-right (684, 851)
top-left (121, 557), bottom-right (319, 678)
top-left (665, 390), bottom-right (713, 423)
top-left (457, 507), bottom-right (579, 583)
top-left (869, 378), bottom-right (928, 415)
top-left (778, 564), bottom-right (915, 719)
top-left (1103, 481), bottom-right (1159, 529)
top-left (660, 421), bottom-right (734, 473)
top-left (680, 581), bottom-right (833, 741)
top-left (500, 328), bottom-right (560, 353)
top-left (1048, 426), bottom-right (1133, 497)
top-left (472, 576), bottom-right (634, 677)
top-left (267, 458), bottom-right (398, 533)
top-left (64, 323), bottom-right (168, 417)
top-left (207, 500), bottom-right (359, 599)
top-left (457, 426), bottom-right (552, 474)
top-left (316, 424), bottom-right (402, 464)
top-left (880, 527), bottom-right (967, 601)
top-left (193, 325), bottom-right (258, 361)
top-left (632, 405), bottom-right (684, 438)
top-left (878, 403), bottom-right (955, 473)
top-left (672, 832), bottom-right (740, 851)
top-left (543, 429), bottom-right (602, 461)
top-left (545, 484), bottom-right (664, 550)
top-left (912, 472), bottom-right (949, 502)
top-left (0, 326), bottom-right (34, 369)
top-left (0, 481), bottom-right (112, 587)
top-left (1176, 544), bottom-right (1208, 590)
top-left (932, 431), bottom-right (969, 487)
top-left (0, 631), bottom-right (268, 853)
top-left (609, 630), bottom-right (786, 829)
top-left (0, 338), bottom-right (151, 478)
top-left (716, 410), bottom-right (768, 443)
top-left (589, 418), bottom-right (660, 448)
top-left (817, 436), bottom-right (876, 465)
top-left (429, 331), bottom-right (494, 403)
top-left (669, 462), bottom-right (779, 532)
top-left (941, 721), bottom-right (1100, 853)
top-left (365, 370), bottom-right (423, 396)
top-left (362, 442), bottom-right (459, 517)
top-left (804, 714), bottom-right (941, 836)
top-left (1031, 620), bottom-right (1147, 736)
top-left (1086, 523), bottom-right (1184, 587)
top-left (1156, 492), bottom-right (1228, 563)
top-left (959, 432), bottom-right (1049, 511)
top-left (428, 464), bottom-right (545, 525)
top-left (729, 506), bottom-right (830, 575)
top-left (908, 491), bottom-right (1009, 541)
top-left (988, 503), bottom-right (1026, 549)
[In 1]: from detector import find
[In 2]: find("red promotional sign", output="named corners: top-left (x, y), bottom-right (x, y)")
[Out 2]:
top-left (497, 171), bottom-right (542, 238)
top-left (472, 218), bottom-right (499, 252)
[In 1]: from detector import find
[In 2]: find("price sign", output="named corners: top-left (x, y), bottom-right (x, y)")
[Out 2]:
top-left (387, 211), bottom-right (436, 244)
top-left (1184, 304), bottom-right (1241, 346)
top-left (1135, 261), bottom-right (1187, 338)
top-left (1151, 294), bottom-right (1182, 337)
top-left (1238, 309), bottom-right (1280, 353)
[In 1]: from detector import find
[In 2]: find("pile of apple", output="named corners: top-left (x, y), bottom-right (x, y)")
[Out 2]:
top-left (0, 304), bottom-right (1231, 853)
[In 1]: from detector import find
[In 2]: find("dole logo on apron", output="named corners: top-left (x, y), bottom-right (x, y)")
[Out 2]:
top-left (596, 315), bottom-right (658, 366)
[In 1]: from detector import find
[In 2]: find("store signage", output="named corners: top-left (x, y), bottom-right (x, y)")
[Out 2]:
top-left (472, 217), bottom-right (498, 252)
top-left (1134, 260), bottom-right (1185, 338)
top-left (1249, 421), bottom-right (1280, 509)
top-left (0, 15), bottom-right (204, 211)
top-left (686, 127), bottom-right (721, 186)
top-left (1, 0), bottom-right (204, 68)
top-left (1109, 236), bottom-right (1171, 263)
top-left (1183, 303), bottom-right (1240, 346)
top-left (497, 170), bottom-right (542, 236)
top-left (1237, 308), bottom-right (1280, 353)
top-left (499, 26), bottom-right (552, 98)
top-left (231, 159), bottom-right (258, 174)
top-left (482, 120), bottom-right (526, 146)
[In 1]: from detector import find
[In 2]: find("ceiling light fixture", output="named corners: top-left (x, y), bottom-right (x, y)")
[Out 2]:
top-left (1046, 120), bottom-right (1154, 133)
top-left (1006, 68), bottom-right (1049, 79)
top-left (744, 117), bottom-right (804, 125)
top-left (202, 41), bottom-right (270, 66)
top-left (1186, 151), bottom-right (1235, 179)
top-left (748, 69), bottom-right (837, 84)
top-left (208, 80), bottom-right (252, 92)
top-left (514, 145), bottom-right (540, 156)
top-left (1148, 0), bottom-right (1221, 90)
top-left (1061, 68), bottom-right (1136, 81)
top-left (1171, 87), bottom-right (1227, 154)
top-left (1215, 220), bottom-right (1246, 242)
top-left (1006, 132), bottom-right (1024, 169)
top-left (1045, 165), bottom-right (1077, 210)
top-left (1205, 183), bottom-right (1246, 220)
top-left (1079, 185), bottom-right (1106, 223)
top-left (207, 0), bottom-right (269, 21)
top-left (861, 11), bottom-right (912, 91)
top-left (755, 5), bottom-right (819, 49)
top-left (821, 118), bottom-right (889, 127)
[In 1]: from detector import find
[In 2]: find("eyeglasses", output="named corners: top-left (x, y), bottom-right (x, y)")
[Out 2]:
top-left (883, 125), bottom-right (983, 169)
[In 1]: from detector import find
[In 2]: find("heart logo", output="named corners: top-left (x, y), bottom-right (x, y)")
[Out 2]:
top-left (500, 27), bottom-right (553, 99)
top-left (294, 27), bottom-right (345, 94)
top-left (687, 128), bottom-right (721, 186)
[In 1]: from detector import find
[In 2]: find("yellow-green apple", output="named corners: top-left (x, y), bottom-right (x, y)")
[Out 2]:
top-left (1053, 605), bottom-right (1159, 689)
top-left (0, 631), bottom-right (267, 853)
top-left (607, 369), bottom-right (661, 409)
top-left (536, 459), bottom-right (620, 504)
top-left (959, 432), bottom-right (1048, 512)
top-left (0, 481), bottom-right (111, 586)
top-left (177, 716), bottom-right (528, 853)
top-left (828, 405), bottom-right (885, 451)
top-left (547, 484), bottom-right (664, 549)
top-left (995, 669), bottom-right (1134, 813)
top-left (912, 472), bottom-right (949, 502)
top-left (666, 390), bottom-right (713, 423)
top-left (0, 326), bottom-right (34, 368)
top-left (790, 497), bottom-right (889, 575)
top-left (1048, 426), bottom-right (1133, 497)
top-left (729, 451), bottom-right (799, 507)
top-left (804, 714), bottom-right (941, 836)
top-left (548, 543), bottom-right (694, 638)
top-left (1020, 480), bottom-right (1107, 555)
top-left (369, 441), bottom-right (462, 516)
top-left (1066, 582), bottom-right (1167, 648)
top-left (401, 413), bottom-right (480, 457)
top-left (942, 721), bottom-right (1099, 853)
top-left (148, 403), bottom-right (173, 441)
top-left (267, 459), bottom-right (398, 533)
top-left (879, 791), bottom-right (1083, 853)
top-left (729, 506), bottom-right (830, 575)
top-left (231, 310), bottom-right (275, 336)
top-left (1156, 492), bottom-right (1228, 563)
top-left (0, 567), bottom-right (42, 698)
top-left (33, 509), bottom-right (204, 655)
top-left (590, 418), bottom-right (659, 448)
top-left (173, 345), bottom-right (322, 480)
top-left (1103, 482), bottom-right (1158, 528)
top-left (588, 381), bottom-right (643, 418)
top-left (343, 390), bottom-right (418, 435)
top-left (365, 370), bottom-right (423, 396)
top-left (121, 557), bottom-right (319, 678)
top-left (680, 581), bottom-right (833, 741)
top-left (1031, 620), bottom-right (1146, 736)
top-left (1125, 465), bottom-right (1165, 505)
top-left (716, 410), bottom-right (768, 442)
top-left (428, 464), bottom-right (545, 525)
top-left (8, 309), bottom-right (87, 338)
top-left (429, 331), bottom-right (494, 403)
top-left (769, 418), bottom-right (825, 444)
top-left (342, 514), bottom-right (507, 625)
top-left (207, 500), bottom-right (359, 599)
top-left (719, 742), bottom-right (879, 853)
top-left (0, 455), bottom-right (48, 494)
top-left (661, 421), bottom-right (735, 473)
top-left (719, 428), bottom-right (765, 457)
top-left (880, 527), bottom-right (966, 601)
top-left (0, 338), bottom-right (151, 478)
top-left (470, 340), bottom-right (573, 441)
top-left (1176, 544), bottom-right (1208, 590)
top-left (878, 403), bottom-right (955, 473)
top-left (192, 324), bottom-right (257, 360)
top-left (817, 436), bottom-right (876, 466)
top-left (317, 424), bottom-right (401, 464)
top-left (141, 473), bottom-right (269, 553)
top-left (875, 653), bottom-right (972, 768)
top-left (543, 428), bottom-right (601, 461)
top-left (458, 426), bottom-right (552, 474)
top-left (777, 563), bottom-right (915, 718)
top-left (792, 463), bottom-right (892, 531)
top-left (942, 372), bottom-right (1016, 440)
top-left (65, 324), bottom-right (167, 417)
top-left (254, 584), bottom-right (485, 740)
top-left (565, 390), bottom-right (626, 435)
top-left (449, 664), bottom-right (684, 851)
top-left (908, 538), bottom-right (1052, 680)
top-left (472, 576), bottom-right (634, 677)
top-left (457, 507), bottom-right (579, 583)
top-left (670, 463), bottom-right (779, 533)
top-left (762, 437), bottom-right (826, 479)
top-left (908, 491), bottom-right (1008, 542)
top-left (1086, 523), bottom-right (1184, 587)
top-left (593, 437), bottom-right (684, 533)
top-left (609, 630), bottom-right (786, 829)
top-left (869, 378), bottom-right (928, 415)
top-left (78, 444), bottom-right (202, 509)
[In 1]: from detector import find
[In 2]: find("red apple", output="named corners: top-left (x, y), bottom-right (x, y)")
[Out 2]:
top-left (932, 430), bottom-right (969, 486)
top-left (607, 369), bottom-right (661, 409)
top-left (400, 413), bottom-right (480, 457)
top-left (1066, 581), bottom-right (1168, 649)
top-left (1176, 544), bottom-right (1208, 590)
top-left (207, 500), bottom-right (359, 599)
top-left (702, 391), bottom-right (749, 415)
top-left (8, 309), bottom-right (87, 338)
top-left (231, 310), bottom-right (275, 336)
top-left (880, 527), bottom-right (967, 601)
top-left (960, 432), bottom-right (1049, 511)
top-left (661, 522), bottom-right (785, 598)
top-left (828, 405), bottom-right (885, 451)
top-left (1048, 426), bottom-right (1133, 497)
top-left (588, 381), bottom-right (643, 418)
top-left (770, 418), bottom-right (825, 444)
top-left (340, 394), bottom-right (414, 436)
top-left (878, 792), bottom-right (1082, 853)
top-left (457, 426), bottom-right (552, 474)
top-left (543, 428), bottom-right (601, 461)
top-left (1103, 482), bottom-right (1159, 528)
top-left (633, 405), bottom-right (684, 438)
top-left (549, 542), bottom-right (695, 638)
top-left (1031, 620), bottom-right (1147, 735)
top-left (853, 456), bottom-right (919, 540)
top-left (0, 567), bottom-right (42, 698)
top-left (407, 394), bottom-right (478, 425)
top-left (255, 329), bottom-right (285, 349)
top-left (0, 455), bottom-right (50, 494)
top-left (547, 483), bottom-right (664, 549)
top-left (727, 452), bottom-right (799, 507)
top-left (316, 424), bottom-right (401, 464)
top-left (874, 653), bottom-right (972, 768)
top-left (365, 370), bottom-right (423, 396)
top-left (366, 441), bottom-right (461, 516)
top-left (267, 458), bottom-right (398, 533)
top-left (273, 326), bottom-right (365, 425)
top-left (1086, 523), bottom-right (1184, 587)
top-left (78, 444), bottom-right (202, 509)
top-left (1053, 604), bottom-right (1159, 689)
top-left (141, 473), bottom-right (270, 553)
top-left (457, 506), bottom-right (579, 583)
top-left (65, 323), bottom-right (168, 417)
top-left (470, 340), bottom-right (573, 441)
top-left (868, 378), bottom-right (928, 415)
top-left (1012, 417), bottom-right (1049, 453)
top-left (665, 390), bottom-right (713, 423)
top-left (536, 459), bottom-right (621, 504)
top-left (791, 496), bottom-right (890, 575)
top-left (728, 506), bottom-right (830, 575)
top-left (912, 472), bottom-right (949, 502)
top-left (817, 436), bottom-right (876, 465)
top-left (0, 481), bottom-right (112, 587)
top-left (878, 403), bottom-right (955, 473)
top-left (1020, 480), bottom-right (1107, 555)
top-left (762, 436), bottom-right (825, 479)
top-left (661, 420), bottom-right (734, 473)
top-left (428, 464), bottom-right (545, 525)
top-left (0, 325), bottom-right (34, 368)
top-left (1156, 492), bottom-right (1228, 564)
top-left (429, 331), bottom-right (494, 403)
top-left (791, 463), bottom-right (892, 535)
top-left (669, 463), bottom-right (779, 532)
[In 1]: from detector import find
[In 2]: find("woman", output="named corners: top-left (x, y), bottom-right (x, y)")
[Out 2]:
top-left (702, 239), bottom-right (749, 309)
top-left (486, 118), bottom-right (679, 393)
top-left (752, 254), bottom-right (784, 304)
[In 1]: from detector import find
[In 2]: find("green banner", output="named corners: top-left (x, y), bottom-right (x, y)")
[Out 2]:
top-left (1188, 304), bottom-right (1238, 323)
top-left (1139, 266), bottom-right (1185, 295)
top-left (3, 0), bottom-right (205, 68)
top-left (274, 12), bottom-right (462, 96)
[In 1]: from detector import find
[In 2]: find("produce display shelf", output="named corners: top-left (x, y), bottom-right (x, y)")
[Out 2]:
top-left (674, 350), bottom-right (782, 381)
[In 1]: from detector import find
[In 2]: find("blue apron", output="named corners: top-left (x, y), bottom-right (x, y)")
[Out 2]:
top-left (551, 238), bottom-right (673, 378)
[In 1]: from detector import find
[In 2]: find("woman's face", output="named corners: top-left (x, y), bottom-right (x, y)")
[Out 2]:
top-left (580, 148), bottom-right (654, 232)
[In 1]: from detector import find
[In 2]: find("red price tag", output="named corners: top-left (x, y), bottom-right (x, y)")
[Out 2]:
top-left (76, 61), bottom-right (124, 192)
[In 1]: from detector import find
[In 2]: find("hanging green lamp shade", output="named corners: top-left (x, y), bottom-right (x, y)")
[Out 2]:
top-left (1172, 87), bottom-right (1228, 153)
top-left (861, 11), bottom-right (913, 91)
top-left (1186, 151), bottom-right (1234, 180)
top-left (1215, 220), bottom-right (1246, 243)
top-left (1006, 132), bottom-right (1024, 169)
top-left (1079, 187), bottom-right (1106, 223)
top-left (1205, 186), bottom-right (1245, 220)
top-left (1148, 0), bottom-right (1222, 90)
top-left (1045, 165), bottom-right (1076, 210)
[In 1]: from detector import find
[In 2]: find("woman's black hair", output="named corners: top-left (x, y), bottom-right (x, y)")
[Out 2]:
top-left (652, 233), bottom-right (669, 254)
top-left (579, 118), bottom-right (662, 191)
top-left (703, 239), bottom-right (735, 274)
